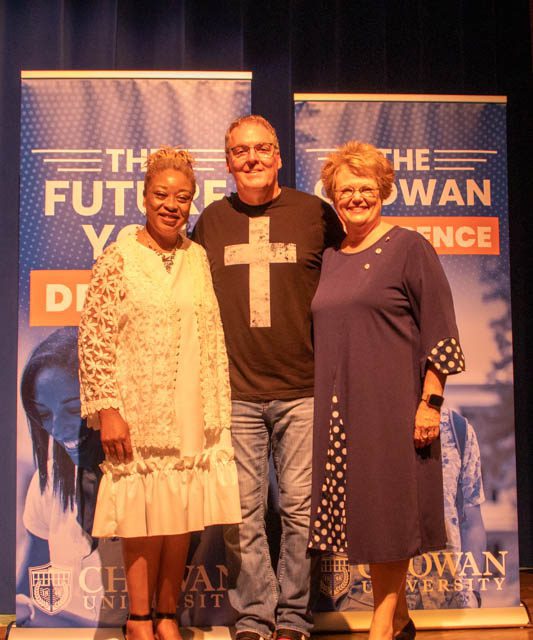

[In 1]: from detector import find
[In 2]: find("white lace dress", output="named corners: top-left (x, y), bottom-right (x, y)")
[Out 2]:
top-left (78, 232), bottom-right (241, 537)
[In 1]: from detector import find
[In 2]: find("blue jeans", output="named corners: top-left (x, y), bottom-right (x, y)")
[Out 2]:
top-left (224, 398), bottom-right (314, 639)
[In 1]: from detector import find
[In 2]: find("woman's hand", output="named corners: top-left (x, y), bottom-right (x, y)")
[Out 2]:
top-left (99, 408), bottom-right (133, 464)
top-left (415, 362), bottom-right (446, 448)
top-left (414, 402), bottom-right (441, 448)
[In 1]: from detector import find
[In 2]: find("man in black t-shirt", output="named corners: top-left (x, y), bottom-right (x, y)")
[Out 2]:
top-left (193, 115), bottom-right (342, 640)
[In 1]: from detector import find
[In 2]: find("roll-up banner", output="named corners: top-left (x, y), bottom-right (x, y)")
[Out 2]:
top-left (16, 71), bottom-right (251, 632)
top-left (294, 94), bottom-right (527, 630)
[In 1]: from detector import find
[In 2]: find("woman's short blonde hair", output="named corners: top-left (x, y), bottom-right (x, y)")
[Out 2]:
top-left (321, 141), bottom-right (394, 201)
top-left (144, 146), bottom-right (196, 194)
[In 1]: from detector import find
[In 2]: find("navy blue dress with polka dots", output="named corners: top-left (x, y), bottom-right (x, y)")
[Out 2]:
top-left (309, 226), bottom-right (464, 564)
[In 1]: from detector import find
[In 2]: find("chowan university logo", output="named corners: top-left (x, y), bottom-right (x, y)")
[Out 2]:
top-left (29, 562), bottom-right (73, 615)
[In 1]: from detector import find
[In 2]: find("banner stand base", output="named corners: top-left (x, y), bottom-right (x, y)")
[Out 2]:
top-left (7, 626), bottom-right (232, 640)
top-left (314, 604), bottom-right (530, 632)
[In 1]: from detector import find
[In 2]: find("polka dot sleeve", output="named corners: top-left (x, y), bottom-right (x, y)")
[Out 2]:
top-left (427, 337), bottom-right (465, 375)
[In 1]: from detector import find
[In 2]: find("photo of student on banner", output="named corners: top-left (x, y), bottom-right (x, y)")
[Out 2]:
top-left (15, 327), bottom-right (241, 629)
top-left (408, 407), bottom-right (486, 609)
top-left (16, 328), bottom-right (124, 627)
top-left (317, 407), bottom-right (486, 612)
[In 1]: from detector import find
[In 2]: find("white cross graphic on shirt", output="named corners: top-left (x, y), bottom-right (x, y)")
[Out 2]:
top-left (224, 217), bottom-right (297, 328)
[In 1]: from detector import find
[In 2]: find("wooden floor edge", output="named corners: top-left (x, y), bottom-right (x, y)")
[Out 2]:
top-left (1, 626), bottom-right (234, 640)
top-left (313, 605), bottom-right (531, 631)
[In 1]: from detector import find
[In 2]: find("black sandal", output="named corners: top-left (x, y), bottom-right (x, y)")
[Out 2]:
top-left (123, 612), bottom-right (154, 639)
top-left (154, 612), bottom-right (177, 620)
top-left (154, 613), bottom-right (179, 639)
top-left (395, 618), bottom-right (416, 640)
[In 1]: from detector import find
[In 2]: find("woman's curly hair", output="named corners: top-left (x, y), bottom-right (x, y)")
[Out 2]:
top-left (144, 146), bottom-right (196, 194)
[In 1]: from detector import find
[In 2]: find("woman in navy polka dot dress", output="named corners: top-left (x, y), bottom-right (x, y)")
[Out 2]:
top-left (309, 141), bottom-right (464, 640)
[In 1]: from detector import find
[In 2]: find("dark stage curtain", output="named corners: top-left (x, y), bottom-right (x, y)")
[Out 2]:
top-left (1, 0), bottom-right (531, 611)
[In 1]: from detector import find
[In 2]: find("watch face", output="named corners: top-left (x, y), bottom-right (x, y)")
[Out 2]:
top-left (428, 394), bottom-right (444, 408)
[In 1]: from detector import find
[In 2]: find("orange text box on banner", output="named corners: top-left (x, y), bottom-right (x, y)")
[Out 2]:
top-left (30, 270), bottom-right (91, 326)
top-left (382, 216), bottom-right (500, 254)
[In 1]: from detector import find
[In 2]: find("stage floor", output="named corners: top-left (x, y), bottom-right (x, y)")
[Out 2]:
top-left (1, 570), bottom-right (531, 640)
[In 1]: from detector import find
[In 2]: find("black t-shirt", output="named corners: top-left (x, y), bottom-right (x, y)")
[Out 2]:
top-left (193, 187), bottom-right (343, 401)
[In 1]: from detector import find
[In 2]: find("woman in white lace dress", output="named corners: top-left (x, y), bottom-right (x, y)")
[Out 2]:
top-left (78, 147), bottom-right (241, 640)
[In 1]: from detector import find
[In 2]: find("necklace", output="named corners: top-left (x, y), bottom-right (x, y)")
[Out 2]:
top-left (138, 228), bottom-right (182, 273)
